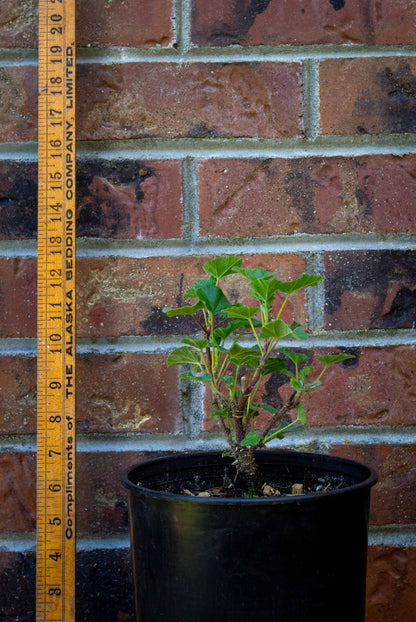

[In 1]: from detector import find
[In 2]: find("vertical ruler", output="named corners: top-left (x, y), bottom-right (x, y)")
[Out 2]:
top-left (37, 0), bottom-right (76, 620)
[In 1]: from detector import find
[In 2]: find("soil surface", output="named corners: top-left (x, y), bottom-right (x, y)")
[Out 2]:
top-left (159, 471), bottom-right (349, 498)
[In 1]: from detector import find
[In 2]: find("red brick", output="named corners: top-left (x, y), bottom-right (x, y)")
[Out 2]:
top-left (0, 0), bottom-right (174, 49)
top-left (324, 250), bottom-right (416, 330)
top-left (0, 356), bottom-right (36, 434)
top-left (77, 353), bottom-right (181, 433)
top-left (320, 57), bottom-right (416, 135)
top-left (0, 258), bottom-right (36, 338)
top-left (77, 0), bottom-right (174, 48)
top-left (0, 353), bottom-right (181, 434)
top-left (77, 62), bottom-right (303, 140)
top-left (198, 155), bottom-right (416, 237)
top-left (77, 254), bottom-right (307, 338)
top-left (331, 444), bottom-right (416, 525)
top-left (191, 0), bottom-right (416, 46)
top-left (367, 547), bottom-right (416, 622)
top-left (0, 0), bottom-right (37, 47)
top-left (0, 453), bottom-right (36, 533)
top-left (76, 450), bottom-right (164, 533)
top-left (304, 347), bottom-right (416, 427)
top-left (0, 66), bottom-right (37, 143)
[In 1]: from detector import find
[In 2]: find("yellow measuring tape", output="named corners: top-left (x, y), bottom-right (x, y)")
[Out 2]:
top-left (37, 0), bottom-right (76, 619)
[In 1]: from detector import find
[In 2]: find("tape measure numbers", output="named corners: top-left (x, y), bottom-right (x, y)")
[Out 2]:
top-left (37, 0), bottom-right (76, 619)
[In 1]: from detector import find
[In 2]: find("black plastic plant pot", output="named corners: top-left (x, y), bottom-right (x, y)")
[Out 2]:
top-left (121, 450), bottom-right (377, 622)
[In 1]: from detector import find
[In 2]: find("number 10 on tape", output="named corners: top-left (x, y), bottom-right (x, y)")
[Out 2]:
top-left (37, 0), bottom-right (76, 619)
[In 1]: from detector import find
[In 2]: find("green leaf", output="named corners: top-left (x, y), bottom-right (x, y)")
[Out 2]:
top-left (196, 282), bottom-right (231, 314)
top-left (203, 256), bottom-right (242, 280)
top-left (184, 277), bottom-right (216, 299)
top-left (181, 337), bottom-right (208, 350)
top-left (260, 319), bottom-right (293, 340)
top-left (275, 274), bottom-right (324, 294)
top-left (163, 301), bottom-right (204, 316)
top-left (241, 431), bottom-right (263, 447)
top-left (318, 353), bottom-right (355, 365)
top-left (261, 357), bottom-right (288, 376)
top-left (280, 347), bottom-right (309, 366)
top-left (179, 371), bottom-right (213, 383)
top-left (291, 378), bottom-right (304, 390)
top-left (235, 266), bottom-right (276, 280)
top-left (214, 319), bottom-right (250, 342)
top-left (292, 326), bottom-right (309, 341)
top-left (252, 403), bottom-right (277, 415)
top-left (228, 343), bottom-right (261, 368)
top-left (249, 278), bottom-right (281, 305)
top-left (167, 346), bottom-right (201, 366)
top-left (223, 305), bottom-right (260, 320)
top-left (297, 403), bottom-right (306, 425)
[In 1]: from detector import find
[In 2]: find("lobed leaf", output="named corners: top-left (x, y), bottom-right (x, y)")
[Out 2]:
top-left (223, 305), bottom-right (260, 320)
top-left (167, 346), bottom-right (201, 366)
top-left (275, 274), bottom-right (324, 294)
top-left (260, 319), bottom-right (293, 340)
top-left (196, 282), bottom-right (231, 314)
top-left (203, 256), bottom-right (242, 280)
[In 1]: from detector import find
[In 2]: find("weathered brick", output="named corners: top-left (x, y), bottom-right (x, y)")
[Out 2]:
top-left (320, 57), bottom-right (416, 135)
top-left (0, 66), bottom-right (37, 143)
top-left (77, 254), bottom-right (307, 338)
top-left (77, 353), bottom-right (181, 434)
top-left (198, 155), bottom-right (416, 237)
top-left (76, 450), bottom-right (164, 533)
top-left (0, 453), bottom-right (36, 533)
top-left (0, 258), bottom-right (37, 338)
top-left (304, 346), bottom-right (416, 427)
top-left (0, 0), bottom-right (37, 47)
top-left (324, 250), bottom-right (416, 330)
top-left (77, 0), bottom-right (174, 48)
top-left (0, 353), bottom-right (181, 434)
top-left (0, 159), bottom-right (182, 240)
top-left (367, 547), bottom-right (416, 622)
top-left (191, 0), bottom-right (416, 46)
top-left (330, 444), bottom-right (416, 525)
top-left (0, 356), bottom-right (36, 434)
top-left (0, 0), bottom-right (174, 49)
top-left (77, 62), bottom-right (303, 140)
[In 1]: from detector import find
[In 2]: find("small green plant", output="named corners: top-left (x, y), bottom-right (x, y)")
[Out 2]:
top-left (164, 256), bottom-right (353, 492)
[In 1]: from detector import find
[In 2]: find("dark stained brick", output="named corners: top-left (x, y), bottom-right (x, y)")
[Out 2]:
top-left (320, 57), bottom-right (416, 135)
top-left (191, 0), bottom-right (416, 46)
top-left (0, 159), bottom-right (182, 240)
top-left (324, 251), bottom-right (416, 330)
top-left (76, 159), bottom-right (182, 239)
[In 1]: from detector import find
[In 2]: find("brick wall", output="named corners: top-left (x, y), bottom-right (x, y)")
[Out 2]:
top-left (1, 1), bottom-right (416, 619)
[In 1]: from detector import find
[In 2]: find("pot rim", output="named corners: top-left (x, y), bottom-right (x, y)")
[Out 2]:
top-left (121, 449), bottom-right (378, 506)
